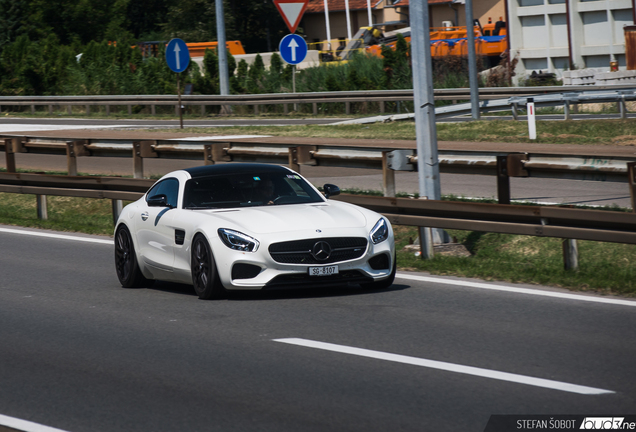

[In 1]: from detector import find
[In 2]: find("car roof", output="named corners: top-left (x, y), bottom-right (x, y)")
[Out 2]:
top-left (183, 163), bottom-right (292, 178)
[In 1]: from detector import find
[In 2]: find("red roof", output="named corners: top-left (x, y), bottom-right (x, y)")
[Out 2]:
top-left (385, 0), bottom-right (459, 6)
top-left (306, 0), bottom-right (458, 13)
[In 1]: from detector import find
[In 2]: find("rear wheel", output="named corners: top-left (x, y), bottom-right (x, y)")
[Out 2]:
top-left (191, 235), bottom-right (224, 300)
top-left (115, 225), bottom-right (152, 288)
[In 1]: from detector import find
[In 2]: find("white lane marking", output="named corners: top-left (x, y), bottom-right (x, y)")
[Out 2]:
top-left (0, 227), bottom-right (112, 245)
top-left (167, 135), bottom-right (271, 141)
top-left (396, 273), bottom-right (636, 308)
top-left (274, 338), bottom-right (614, 395)
top-left (0, 414), bottom-right (70, 432)
top-left (0, 124), bottom-right (130, 133)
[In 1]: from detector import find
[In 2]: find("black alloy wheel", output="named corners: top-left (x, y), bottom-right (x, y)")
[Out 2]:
top-left (115, 225), bottom-right (152, 288)
top-left (191, 235), bottom-right (224, 300)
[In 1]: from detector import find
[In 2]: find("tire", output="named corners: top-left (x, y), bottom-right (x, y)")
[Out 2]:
top-left (191, 235), bottom-right (224, 300)
top-left (361, 255), bottom-right (397, 291)
top-left (115, 225), bottom-right (153, 288)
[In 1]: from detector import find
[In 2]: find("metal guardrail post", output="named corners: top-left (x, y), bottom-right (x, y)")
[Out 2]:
top-left (112, 199), bottom-right (123, 225)
top-left (132, 141), bottom-right (158, 178)
top-left (497, 155), bottom-right (511, 204)
top-left (203, 145), bottom-right (214, 166)
top-left (619, 97), bottom-right (627, 119)
top-left (288, 147), bottom-right (300, 172)
top-left (628, 161), bottom-right (636, 212)
top-left (4, 138), bottom-right (16, 173)
top-left (36, 195), bottom-right (48, 220)
top-left (562, 239), bottom-right (579, 271)
top-left (419, 225), bottom-right (434, 259)
top-left (382, 151), bottom-right (396, 197)
top-left (564, 100), bottom-right (571, 120)
top-left (65, 140), bottom-right (88, 176)
top-left (288, 146), bottom-right (316, 173)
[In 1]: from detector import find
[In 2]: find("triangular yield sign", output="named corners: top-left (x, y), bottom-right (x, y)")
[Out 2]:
top-left (273, 0), bottom-right (309, 34)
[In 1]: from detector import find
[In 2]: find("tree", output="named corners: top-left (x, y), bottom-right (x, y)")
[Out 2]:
top-left (225, 0), bottom-right (288, 53)
top-left (0, 0), bottom-right (28, 53)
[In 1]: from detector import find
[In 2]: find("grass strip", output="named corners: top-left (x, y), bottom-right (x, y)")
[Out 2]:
top-left (131, 118), bottom-right (636, 145)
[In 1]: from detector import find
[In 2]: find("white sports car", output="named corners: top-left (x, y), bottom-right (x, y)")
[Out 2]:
top-left (114, 163), bottom-right (395, 299)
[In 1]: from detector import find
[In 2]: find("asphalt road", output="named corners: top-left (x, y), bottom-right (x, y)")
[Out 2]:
top-left (1, 226), bottom-right (635, 432)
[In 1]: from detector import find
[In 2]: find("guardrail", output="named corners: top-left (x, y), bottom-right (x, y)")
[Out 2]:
top-left (1, 172), bottom-right (634, 270)
top-left (1, 84), bottom-right (635, 116)
top-left (2, 135), bottom-right (635, 210)
top-left (333, 194), bottom-right (636, 245)
top-left (333, 87), bottom-right (636, 124)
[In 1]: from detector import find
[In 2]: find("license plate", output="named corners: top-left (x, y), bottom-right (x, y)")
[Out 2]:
top-left (309, 265), bottom-right (339, 276)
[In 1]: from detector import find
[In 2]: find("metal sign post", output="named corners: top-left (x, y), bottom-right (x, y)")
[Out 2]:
top-left (279, 34), bottom-right (307, 112)
top-left (166, 38), bottom-right (190, 129)
top-left (465, 0), bottom-right (480, 120)
top-left (216, 0), bottom-right (231, 115)
top-left (177, 74), bottom-right (183, 129)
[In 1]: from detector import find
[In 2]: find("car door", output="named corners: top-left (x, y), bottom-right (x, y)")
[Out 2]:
top-left (136, 178), bottom-right (179, 277)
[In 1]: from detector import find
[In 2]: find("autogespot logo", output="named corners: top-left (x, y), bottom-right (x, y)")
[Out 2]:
top-left (580, 418), bottom-right (633, 429)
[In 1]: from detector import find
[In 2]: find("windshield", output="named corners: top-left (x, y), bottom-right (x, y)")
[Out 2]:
top-left (183, 171), bottom-right (325, 209)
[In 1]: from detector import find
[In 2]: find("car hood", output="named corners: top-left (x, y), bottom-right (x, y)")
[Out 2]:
top-left (206, 202), bottom-right (368, 234)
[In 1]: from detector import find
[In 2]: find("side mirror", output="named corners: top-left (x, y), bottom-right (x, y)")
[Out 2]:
top-left (323, 184), bottom-right (340, 199)
top-left (147, 194), bottom-right (171, 208)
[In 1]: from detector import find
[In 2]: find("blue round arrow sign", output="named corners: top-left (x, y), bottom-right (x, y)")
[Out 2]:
top-left (279, 34), bottom-right (307, 66)
top-left (166, 38), bottom-right (190, 73)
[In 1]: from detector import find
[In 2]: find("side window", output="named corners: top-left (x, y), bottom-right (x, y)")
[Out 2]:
top-left (147, 178), bottom-right (179, 208)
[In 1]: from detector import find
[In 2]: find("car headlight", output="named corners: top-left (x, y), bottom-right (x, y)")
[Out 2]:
top-left (218, 228), bottom-right (260, 252)
top-left (370, 218), bottom-right (389, 244)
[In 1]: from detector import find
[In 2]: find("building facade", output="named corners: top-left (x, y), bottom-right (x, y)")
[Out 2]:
top-left (507, 0), bottom-right (635, 83)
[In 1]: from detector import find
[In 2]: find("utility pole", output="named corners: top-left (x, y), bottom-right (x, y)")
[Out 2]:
top-left (410, 0), bottom-right (444, 256)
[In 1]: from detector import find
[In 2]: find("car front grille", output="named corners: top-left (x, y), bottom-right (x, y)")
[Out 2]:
top-left (269, 237), bottom-right (368, 265)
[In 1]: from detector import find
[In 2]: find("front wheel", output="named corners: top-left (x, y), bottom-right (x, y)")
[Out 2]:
top-left (191, 235), bottom-right (225, 300)
top-left (115, 225), bottom-right (153, 288)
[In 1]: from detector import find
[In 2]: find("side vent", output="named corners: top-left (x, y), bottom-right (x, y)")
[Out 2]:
top-left (175, 229), bottom-right (185, 245)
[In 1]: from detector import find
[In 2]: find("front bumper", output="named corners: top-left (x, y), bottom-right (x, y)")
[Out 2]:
top-left (212, 234), bottom-right (395, 291)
